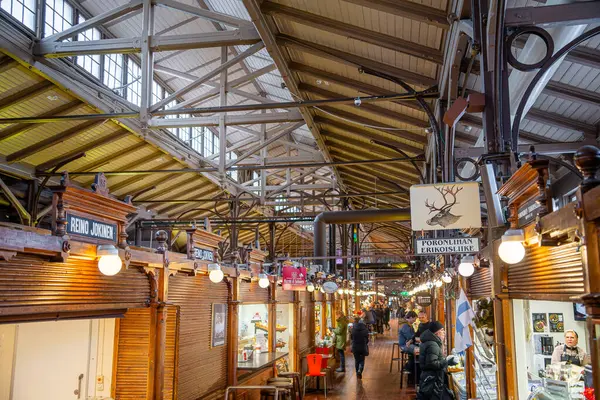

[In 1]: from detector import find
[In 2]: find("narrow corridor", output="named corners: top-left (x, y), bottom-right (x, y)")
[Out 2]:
top-left (304, 319), bottom-right (417, 399)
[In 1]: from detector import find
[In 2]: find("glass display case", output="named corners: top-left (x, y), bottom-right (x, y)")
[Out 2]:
top-left (314, 303), bottom-right (322, 340)
top-left (326, 302), bottom-right (333, 330)
top-left (276, 303), bottom-right (292, 353)
top-left (238, 304), bottom-right (269, 360)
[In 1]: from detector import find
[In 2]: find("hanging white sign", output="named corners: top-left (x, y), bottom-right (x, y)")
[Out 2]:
top-left (415, 237), bottom-right (480, 255)
top-left (410, 182), bottom-right (482, 231)
top-left (322, 281), bottom-right (338, 294)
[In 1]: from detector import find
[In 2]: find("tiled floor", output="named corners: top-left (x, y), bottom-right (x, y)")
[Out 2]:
top-left (303, 319), bottom-right (416, 399)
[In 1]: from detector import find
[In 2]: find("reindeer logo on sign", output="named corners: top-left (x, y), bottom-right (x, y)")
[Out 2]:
top-left (425, 185), bottom-right (463, 227)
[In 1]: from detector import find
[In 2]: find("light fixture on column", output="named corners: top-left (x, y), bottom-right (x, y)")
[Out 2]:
top-left (208, 263), bottom-right (224, 283)
top-left (258, 272), bottom-right (270, 288)
top-left (337, 288), bottom-right (344, 295)
top-left (441, 272), bottom-right (452, 283)
top-left (306, 282), bottom-right (315, 292)
top-left (458, 256), bottom-right (475, 277)
top-left (498, 228), bottom-right (526, 264)
top-left (97, 244), bottom-right (122, 276)
top-left (435, 280), bottom-right (443, 288)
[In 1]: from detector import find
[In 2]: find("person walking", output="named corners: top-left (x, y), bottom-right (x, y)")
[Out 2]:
top-left (350, 315), bottom-right (369, 379)
top-left (383, 305), bottom-right (391, 331)
top-left (418, 321), bottom-right (458, 400)
top-left (374, 304), bottom-right (384, 334)
top-left (362, 306), bottom-right (375, 332)
top-left (331, 310), bottom-right (348, 372)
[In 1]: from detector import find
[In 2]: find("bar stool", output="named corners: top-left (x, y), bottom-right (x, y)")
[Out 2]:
top-left (398, 351), bottom-right (411, 389)
top-left (261, 380), bottom-right (292, 400)
top-left (389, 343), bottom-right (402, 372)
top-left (278, 372), bottom-right (302, 400)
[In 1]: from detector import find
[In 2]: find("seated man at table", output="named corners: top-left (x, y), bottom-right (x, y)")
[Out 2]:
top-left (415, 311), bottom-right (431, 343)
top-left (398, 311), bottom-right (418, 355)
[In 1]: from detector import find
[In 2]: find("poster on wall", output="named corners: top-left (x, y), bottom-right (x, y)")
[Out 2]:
top-left (549, 313), bottom-right (564, 332)
top-left (211, 303), bottom-right (227, 347)
top-left (532, 313), bottom-right (548, 333)
top-left (410, 182), bottom-right (482, 231)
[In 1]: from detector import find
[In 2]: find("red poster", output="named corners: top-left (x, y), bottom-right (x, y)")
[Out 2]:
top-left (282, 266), bottom-right (307, 291)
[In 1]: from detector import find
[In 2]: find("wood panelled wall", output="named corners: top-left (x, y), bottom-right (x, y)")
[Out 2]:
top-left (164, 305), bottom-right (179, 400)
top-left (507, 242), bottom-right (585, 299)
top-left (0, 254), bottom-right (151, 320)
top-left (170, 274), bottom-right (229, 400)
top-left (298, 291), bottom-right (313, 355)
top-left (468, 267), bottom-right (492, 299)
top-left (113, 308), bottom-right (152, 399)
top-left (239, 280), bottom-right (269, 303)
top-left (276, 285), bottom-right (294, 303)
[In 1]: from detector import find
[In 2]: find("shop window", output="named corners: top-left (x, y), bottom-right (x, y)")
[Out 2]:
top-left (276, 303), bottom-right (293, 359)
top-left (75, 15), bottom-right (101, 79)
top-left (238, 304), bottom-right (269, 357)
top-left (103, 54), bottom-right (123, 91)
top-left (126, 58), bottom-right (142, 106)
top-left (1, 0), bottom-right (36, 31)
top-left (44, 0), bottom-right (73, 37)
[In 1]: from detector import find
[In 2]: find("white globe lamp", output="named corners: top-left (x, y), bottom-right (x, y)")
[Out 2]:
top-left (258, 273), bottom-right (270, 288)
top-left (208, 263), bottom-right (224, 283)
top-left (458, 256), bottom-right (475, 277)
top-left (306, 282), bottom-right (315, 292)
top-left (498, 229), bottom-right (526, 264)
top-left (97, 245), bottom-right (122, 276)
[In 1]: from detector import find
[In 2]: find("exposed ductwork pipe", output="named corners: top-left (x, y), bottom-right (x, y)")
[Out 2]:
top-left (313, 208), bottom-right (411, 272)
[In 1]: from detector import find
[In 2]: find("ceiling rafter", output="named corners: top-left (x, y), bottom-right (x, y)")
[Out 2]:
top-left (290, 62), bottom-right (424, 112)
top-left (340, 0), bottom-right (448, 29)
top-left (261, 1), bottom-right (443, 64)
top-left (277, 34), bottom-right (437, 87)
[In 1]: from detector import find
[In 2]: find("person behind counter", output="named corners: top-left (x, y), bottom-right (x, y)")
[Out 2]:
top-left (551, 330), bottom-right (590, 366)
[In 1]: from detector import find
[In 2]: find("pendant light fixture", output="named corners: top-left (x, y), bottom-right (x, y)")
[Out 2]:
top-left (306, 282), bottom-right (315, 292)
top-left (458, 255), bottom-right (475, 277)
top-left (258, 272), bottom-right (270, 288)
top-left (208, 263), bottom-right (224, 283)
top-left (97, 245), bottom-right (122, 276)
top-left (498, 228), bottom-right (526, 264)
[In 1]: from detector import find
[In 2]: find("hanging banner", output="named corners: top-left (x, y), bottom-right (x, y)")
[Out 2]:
top-left (415, 237), bottom-right (480, 255)
top-left (282, 266), bottom-right (307, 291)
top-left (410, 182), bottom-right (482, 231)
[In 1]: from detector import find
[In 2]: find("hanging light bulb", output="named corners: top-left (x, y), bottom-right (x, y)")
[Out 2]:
top-left (435, 280), bottom-right (443, 288)
top-left (306, 282), bottom-right (315, 292)
top-left (208, 263), bottom-right (224, 283)
top-left (441, 273), bottom-right (452, 283)
top-left (320, 286), bottom-right (325, 293)
top-left (498, 229), bottom-right (526, 264)
top-left (426, 281), bottom-right (434, 289)
top-left (337, 288), bottom-right (344, 295)
top-left (458, 256), bottom-right (475, 277)
top-left (258, 273), bottom-right (270, 288)
top-left (97, 245), bottom-right (122, 276)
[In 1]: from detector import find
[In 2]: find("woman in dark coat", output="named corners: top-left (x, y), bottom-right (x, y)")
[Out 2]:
top-left (350, 316), bottom-right (369, 379)
top-left (418, 321), bottom-right (458, 400)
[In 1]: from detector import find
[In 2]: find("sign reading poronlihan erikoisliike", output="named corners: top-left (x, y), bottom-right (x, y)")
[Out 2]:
top-left (415, 237), bottom-right (480, 255)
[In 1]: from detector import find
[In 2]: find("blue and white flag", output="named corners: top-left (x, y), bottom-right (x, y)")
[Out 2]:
top-left (455, 287), bottom-right (476, 353)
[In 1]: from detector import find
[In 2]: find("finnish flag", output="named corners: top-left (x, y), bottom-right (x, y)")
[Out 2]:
top-left (455, 287), bottom-right (476, 353)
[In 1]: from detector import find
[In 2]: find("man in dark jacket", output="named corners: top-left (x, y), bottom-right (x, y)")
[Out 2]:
top-left (415, 311), bottom-right (432, 342)
top-left (418, 321), bottom-right (458, 400)
top-left (383, 305), bottom-right (391, 331)
top-left (361, 306), bottom-right (375, 331)
top-left (350, 316), bottom-right (369, 379)
top-left (374, 305), bottom-right (384, 334)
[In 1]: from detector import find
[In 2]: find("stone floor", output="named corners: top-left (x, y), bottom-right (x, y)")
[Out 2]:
top-left (303, 319), bottom-right (417, 399)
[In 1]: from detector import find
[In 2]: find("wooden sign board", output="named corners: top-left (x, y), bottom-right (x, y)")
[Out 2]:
top-left (497, 158), bottom-right (551, 229)
top-left (415, 237), bottom-right (480, 255)
top-left (416, 294), bottom-right (433, 307)
top-left (51, 173), bottom-right (136, 247)
top-left (186, 228), bottom-right (222, 264)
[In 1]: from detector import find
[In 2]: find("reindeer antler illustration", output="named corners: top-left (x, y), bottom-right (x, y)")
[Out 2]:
top-left (425, 185), bottom-right (463, 214)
